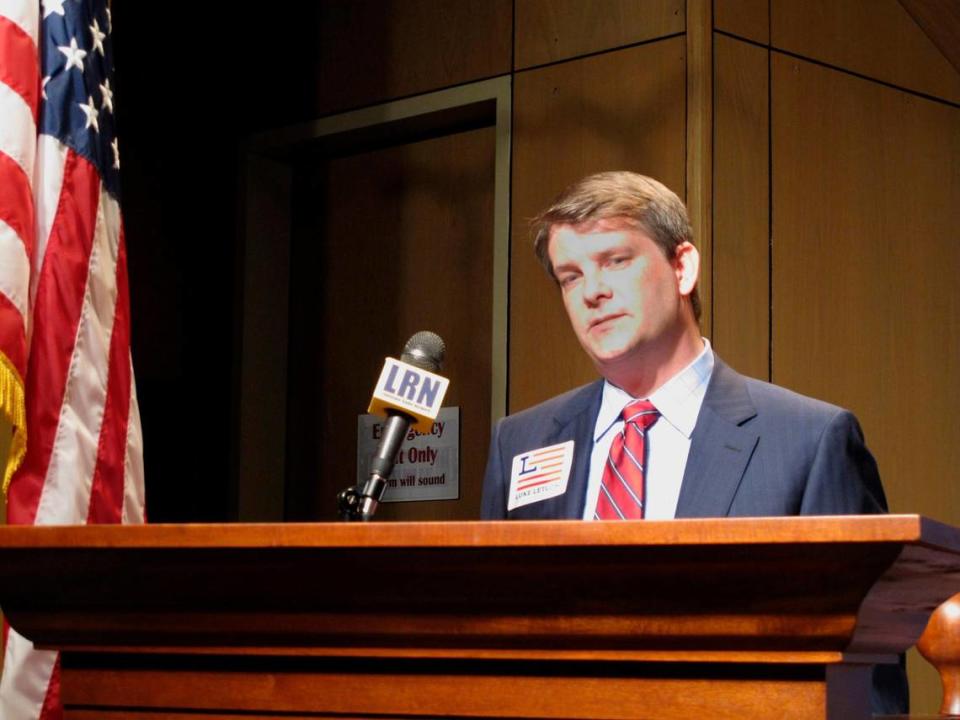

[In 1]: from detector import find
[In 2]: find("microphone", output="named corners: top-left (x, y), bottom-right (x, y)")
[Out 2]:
top-left (339, 331), bottom-right (448, 521)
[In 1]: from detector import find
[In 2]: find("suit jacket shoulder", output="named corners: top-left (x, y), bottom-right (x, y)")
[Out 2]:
top-left (676, 358), bottom-right (888, 517)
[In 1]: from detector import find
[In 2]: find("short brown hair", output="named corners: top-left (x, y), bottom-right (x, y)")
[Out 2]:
top-left (531, 171), bottom-right (700, 320)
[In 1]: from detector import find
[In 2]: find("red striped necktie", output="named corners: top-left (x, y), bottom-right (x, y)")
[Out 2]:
top-left (595, 399), bottom-right (660, 520)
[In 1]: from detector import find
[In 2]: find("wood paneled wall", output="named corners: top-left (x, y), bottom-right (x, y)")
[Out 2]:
top-left (772, 53), bottom-right (960, 517)
top-left (713, 33), bottom-right (769, 382)
top-left (514, 0), bottom-right (684, 69)
top-left (772, 0), bottom-right (960, 104)
top-left (315, 0), bottom-right (512, 116)
top-left (714, 0), bottom-right (960, 711)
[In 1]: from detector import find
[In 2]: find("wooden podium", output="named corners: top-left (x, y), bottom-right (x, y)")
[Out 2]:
top-left (2, 515), bottom-right (960, 719)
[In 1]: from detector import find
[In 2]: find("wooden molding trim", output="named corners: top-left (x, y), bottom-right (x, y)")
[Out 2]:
top-left (686, 0), bottom-right (714, 338)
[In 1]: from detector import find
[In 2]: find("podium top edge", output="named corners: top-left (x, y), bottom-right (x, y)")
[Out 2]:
top-left (0, 515), bottom-right (957, 552)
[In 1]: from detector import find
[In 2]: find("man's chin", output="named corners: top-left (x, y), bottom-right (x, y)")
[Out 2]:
top-left (585, 345), bottom-right (635, 369)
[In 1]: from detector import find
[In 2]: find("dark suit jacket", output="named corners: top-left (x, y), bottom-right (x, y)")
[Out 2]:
top-left (480, 357), bottom-right (906, 712)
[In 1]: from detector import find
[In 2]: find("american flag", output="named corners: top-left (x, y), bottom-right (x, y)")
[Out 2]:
top-left (0, 0), bottom-right (144, 717)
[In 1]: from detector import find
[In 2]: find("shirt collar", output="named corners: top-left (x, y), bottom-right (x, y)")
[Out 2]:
top-left (594, 339), bottom-right (715, 442)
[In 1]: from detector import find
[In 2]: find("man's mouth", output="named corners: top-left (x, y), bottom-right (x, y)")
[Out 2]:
top-left (588, 313), bottom-right (625, 331)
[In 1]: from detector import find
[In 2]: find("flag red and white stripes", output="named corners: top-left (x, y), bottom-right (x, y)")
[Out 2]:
top-left (0, 1), bottom-right (144, 717)
top-left (0, 0), bottom-right (36, 503)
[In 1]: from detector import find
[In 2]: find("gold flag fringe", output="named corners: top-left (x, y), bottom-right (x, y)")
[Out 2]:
top-left (0, 352), bottom-right (26, 496)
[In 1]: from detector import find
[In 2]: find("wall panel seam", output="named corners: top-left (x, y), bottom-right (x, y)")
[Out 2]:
top-left (714, 29), bottom-right (960, 109)
top-left (514, 32), bottom-right (687, 76)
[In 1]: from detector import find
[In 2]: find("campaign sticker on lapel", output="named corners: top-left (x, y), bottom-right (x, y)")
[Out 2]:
top-left (508, 441), bottom-right (575, 511)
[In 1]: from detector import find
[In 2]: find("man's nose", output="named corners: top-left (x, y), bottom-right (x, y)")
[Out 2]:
top-left (582, 272), bottom-right (612, 306)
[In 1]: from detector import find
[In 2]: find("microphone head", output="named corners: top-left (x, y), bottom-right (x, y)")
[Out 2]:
top-left (401, 331), bottom-right (445, 373)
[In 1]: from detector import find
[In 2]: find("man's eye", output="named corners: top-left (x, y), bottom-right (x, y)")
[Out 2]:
top-left (608, 256), bottom-right (630, 268)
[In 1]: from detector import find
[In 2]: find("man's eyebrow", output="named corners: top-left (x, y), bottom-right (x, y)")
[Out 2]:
top-left (592, 245), bottom-right (633, 260)
top-left (552, 260), bottom-right (580, 274)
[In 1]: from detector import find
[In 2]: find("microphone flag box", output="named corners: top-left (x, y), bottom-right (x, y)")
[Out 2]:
top-left (368, 357), bottom-right (450, 433)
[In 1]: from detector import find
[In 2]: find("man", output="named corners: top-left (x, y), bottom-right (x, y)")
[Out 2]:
top-left (480, 171), bottom-right (905, 712)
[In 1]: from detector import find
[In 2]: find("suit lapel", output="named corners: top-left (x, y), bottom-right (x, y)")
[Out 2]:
top-left (517, 381), bottom-right (603, 520)
top-left (675, 359), bottom-right (760, 518)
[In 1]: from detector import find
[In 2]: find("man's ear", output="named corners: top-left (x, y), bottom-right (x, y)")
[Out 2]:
top-left (674, 241), bottom-right (700, 297)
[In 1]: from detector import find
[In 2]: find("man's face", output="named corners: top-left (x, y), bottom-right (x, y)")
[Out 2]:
top-left (547, 217), bottom-right (693, 375)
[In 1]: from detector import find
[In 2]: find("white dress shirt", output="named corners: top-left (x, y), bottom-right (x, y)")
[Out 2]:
top-left (583, 340), bottom-right (715, 520)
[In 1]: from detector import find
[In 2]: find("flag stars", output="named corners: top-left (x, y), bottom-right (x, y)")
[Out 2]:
top-left (90, 19), bottom-right (106, 55)
top-left (78, 95), bottom-right (99, 133)
top-left (99, 79), bottom-right (113, 113)
top-left (41, 76), bottom-right (51, 100)
top-left (111, 138), bottom-right (120, 169)
top-left (42, 0), bottom-right (66, 19)
top-left (58, 37), bottom-right (87, 73)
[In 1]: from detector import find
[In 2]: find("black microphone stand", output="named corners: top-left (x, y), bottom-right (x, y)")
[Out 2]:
top-left (338, 412), bottom-right (411, 521)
